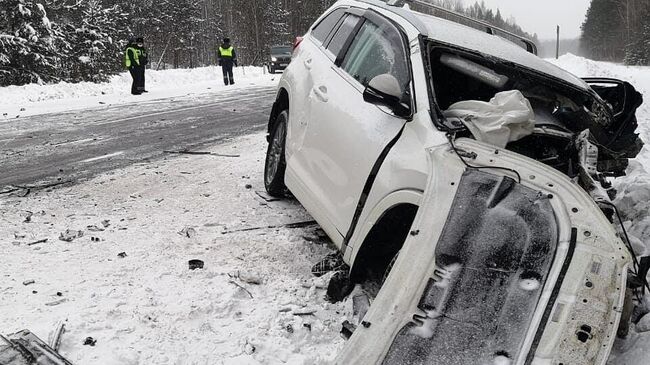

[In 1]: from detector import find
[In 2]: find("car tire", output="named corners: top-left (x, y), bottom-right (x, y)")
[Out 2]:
top-left (264, 110), bottom-right (288, 197)
top-left (270, 67), bottom-right (276, 74)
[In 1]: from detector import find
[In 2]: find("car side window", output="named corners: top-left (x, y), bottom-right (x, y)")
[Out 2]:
top-left (325, 14), bottom-right (361, 58)
top-left (340, 20), bottom-right (410, 96)
top-left (311, 8), bottom-right (346, 43)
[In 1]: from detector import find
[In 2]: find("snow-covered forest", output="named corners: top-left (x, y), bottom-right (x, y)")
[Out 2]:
top-left (0, 0), bottom-right (534, 87)
top-left (581, 0), bottom-right (650, 65)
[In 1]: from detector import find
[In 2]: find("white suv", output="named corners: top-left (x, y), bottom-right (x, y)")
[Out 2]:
top-left (264, 0), bottom-right (644, 364)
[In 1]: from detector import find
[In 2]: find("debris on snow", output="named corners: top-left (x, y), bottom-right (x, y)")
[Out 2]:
top-left (243, 340), bottom-right (256, 355)
top-left (326, 271), bottom-right (354, 304)
top-left (48, 321), bottom-right (65, 351)
top-left (229, 270), bottom-right (263, 285)
top-left (22, 280), bottom-right (35, 286)
top-left (117, 252), bottom-right (127, 258)
top-left (188, 259), bottom-right (204, 270)
top-left (164, 150), bottom-right (241, 158)
top-left (220, 220), bottom-right (317, 234)
top-left (340, 320), bottom-right (356, 340)
top-left (311, 252), bottom-right (346, 277)
top-left (22, 211), bottom-right (33, 223)
top-left (83, 336), bottom-right (97, 346)
top-left (292, 308), bottom-right (317, 316)
top-left (254, 190), bottom-right (281, 202)
top-left (44, 298), bottom-right (67, 307)
top-left (228, 280), bottom-right (253, 299)
top-left (27, 238), bottom-right (47, 246)
top-left (87, 224), bottom-right (104, 232)
top-left (58, 229), bottom-right (83, 242)
top-left (178, 226), bottom-right (197, 238)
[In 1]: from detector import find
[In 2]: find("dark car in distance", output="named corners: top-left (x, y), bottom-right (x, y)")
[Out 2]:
top-left (268, 45), bottom-right (292, 73)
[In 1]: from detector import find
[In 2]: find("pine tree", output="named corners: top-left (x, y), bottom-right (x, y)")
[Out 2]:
top-left (265, 0), bottom-right (290, 48)
top-left (0, 0), bottom-right (65, 85)
top-left (54, 0), bottom-right (124, 82)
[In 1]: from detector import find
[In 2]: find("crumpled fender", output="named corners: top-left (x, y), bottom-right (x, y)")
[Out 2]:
top-left (335, 139), bottom-right (630, 365)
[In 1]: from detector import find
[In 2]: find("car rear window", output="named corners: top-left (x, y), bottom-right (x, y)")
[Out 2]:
top-left (311, 8), bottom-right (345, 43)
top-left (326, 14), bottom-right (361, 57)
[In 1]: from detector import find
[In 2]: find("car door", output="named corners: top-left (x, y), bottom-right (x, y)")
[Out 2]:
top-left (289, 11), bottom-right (413, 238)
top-left (286, 7), bottom-right (347, 161)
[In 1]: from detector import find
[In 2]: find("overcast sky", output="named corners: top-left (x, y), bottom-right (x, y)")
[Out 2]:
top-left (464, 0), bottom-right (591, 40)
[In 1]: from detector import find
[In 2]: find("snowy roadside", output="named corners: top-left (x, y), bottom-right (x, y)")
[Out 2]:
top-left (0, 66), bottom-right (279, 120)
top-left (0, 133), bottom-right (348, 364)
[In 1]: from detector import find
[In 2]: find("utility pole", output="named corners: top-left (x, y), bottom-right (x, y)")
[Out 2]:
top-left (556, 25), bottom-right (560, 59)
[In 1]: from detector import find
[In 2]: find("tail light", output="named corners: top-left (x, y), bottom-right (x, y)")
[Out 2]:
top-left (293, 36), bottom-right (304, 52)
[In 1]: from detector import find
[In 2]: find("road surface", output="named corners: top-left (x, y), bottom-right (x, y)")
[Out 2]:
top-left (0, 85), bottom-right (276, 189)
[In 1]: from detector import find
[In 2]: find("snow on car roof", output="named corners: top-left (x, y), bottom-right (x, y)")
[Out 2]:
top-left (413, 12), bottom-right (590, 90)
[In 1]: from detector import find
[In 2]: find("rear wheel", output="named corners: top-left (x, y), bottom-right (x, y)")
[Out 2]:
top-left (264, 110), bottom-right (288, 197)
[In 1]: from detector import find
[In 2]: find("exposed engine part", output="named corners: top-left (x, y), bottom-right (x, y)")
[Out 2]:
top-left (576, 130), bottom-right (599, 177)
top-left (574, 130), bottom-right (616, 219)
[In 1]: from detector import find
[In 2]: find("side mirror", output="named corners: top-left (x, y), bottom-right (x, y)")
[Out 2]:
top-left (363, 74), bottom-right (410, 117)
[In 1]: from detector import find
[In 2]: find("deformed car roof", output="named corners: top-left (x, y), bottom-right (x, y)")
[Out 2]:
top-left (352, 0), bottom-right (590, 91)
top-left (414, 12), bottom-right (589, 91)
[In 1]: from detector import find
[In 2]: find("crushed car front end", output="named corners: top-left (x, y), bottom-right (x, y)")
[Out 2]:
top-left (336, 140), bottom-right (631, 364)
top-left (335, 14), bottom-right (643, 363)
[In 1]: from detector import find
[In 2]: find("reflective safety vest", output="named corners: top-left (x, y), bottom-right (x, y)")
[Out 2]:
top-left (219, 46), bottom-right (234, 58)
top-left (124, 47), bottom-right (141, 68)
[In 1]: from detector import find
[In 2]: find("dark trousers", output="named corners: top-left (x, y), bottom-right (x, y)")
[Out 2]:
top-left (222, 64), bottom-right (234, 85)
top-left (129, 66), bottom-right (145, 94)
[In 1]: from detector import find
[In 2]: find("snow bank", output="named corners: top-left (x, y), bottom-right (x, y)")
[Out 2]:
top-left (549, 54), bottom-right (650, 365)
top-left (0, 66), bottom-right (278, 119)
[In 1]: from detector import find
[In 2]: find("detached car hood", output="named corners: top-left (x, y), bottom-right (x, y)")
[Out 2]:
top-left (335, 140), bottom-right (630, 365)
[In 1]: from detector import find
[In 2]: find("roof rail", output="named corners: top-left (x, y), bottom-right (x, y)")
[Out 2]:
top-left (386, 0), bottom-right (538, 55)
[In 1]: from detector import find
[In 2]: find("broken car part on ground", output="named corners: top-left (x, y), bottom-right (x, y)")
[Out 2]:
top-left (265, 0), bottom-right (647, 363)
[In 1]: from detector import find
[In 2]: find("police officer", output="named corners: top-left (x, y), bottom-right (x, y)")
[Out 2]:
top-left (124, 37), bottom-right (148, 95)
top-left (217, 37), bottom-right (237, 85)
top-left (136, 37), bottom-right (149, 93)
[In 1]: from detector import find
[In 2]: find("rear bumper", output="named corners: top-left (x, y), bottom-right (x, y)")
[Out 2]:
top-left (335, 139), bottom-right (630, 365)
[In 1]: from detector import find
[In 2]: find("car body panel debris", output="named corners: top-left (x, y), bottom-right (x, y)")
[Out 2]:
top-left (0, 330), bottom-right (72, 365)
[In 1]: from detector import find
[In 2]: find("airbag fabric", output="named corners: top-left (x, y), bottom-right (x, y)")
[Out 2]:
top-left (444, 90), bottom-right (535, 148)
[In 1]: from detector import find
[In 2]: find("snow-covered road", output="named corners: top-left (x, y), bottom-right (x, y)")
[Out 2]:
top-left (0, 133), bottom-right (348, 364)
top-left (0, 85), bottom-right (276, 188)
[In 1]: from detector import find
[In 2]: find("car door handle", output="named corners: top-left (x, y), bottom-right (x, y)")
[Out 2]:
top-left (313, 85), bottom-right (328, 102)
top-left (303, 58), bottom-right (313, 69)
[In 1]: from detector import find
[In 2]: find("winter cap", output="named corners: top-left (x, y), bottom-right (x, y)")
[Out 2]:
top-left (136, 37), bottom-right (144, 43)
top-left (223, 37), bottom-right (230, 43)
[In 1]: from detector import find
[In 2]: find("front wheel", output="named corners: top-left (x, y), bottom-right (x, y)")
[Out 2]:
top-left (264, 110), bottom-right (288, 197)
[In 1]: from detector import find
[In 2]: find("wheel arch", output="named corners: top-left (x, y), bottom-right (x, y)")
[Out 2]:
top-left (347, 190), bottom-right (422, 282)
top-left (268, 87), bottom-right (290, 140)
